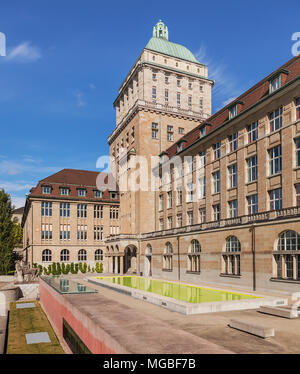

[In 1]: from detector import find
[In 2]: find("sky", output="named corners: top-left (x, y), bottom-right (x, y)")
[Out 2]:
top-left (0, 0), bottom-right (299, 208)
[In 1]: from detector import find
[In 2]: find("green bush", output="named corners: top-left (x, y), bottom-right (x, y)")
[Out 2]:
top-left (43, 265), bottom-right (51, 275)
top-left (95, 262), bottom-right (103, 273)
top-left (79, 262), bottom-right (87, 273)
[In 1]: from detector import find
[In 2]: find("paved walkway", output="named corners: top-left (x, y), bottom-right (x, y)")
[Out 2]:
top-left (66, 276), bottom-right (300, 354)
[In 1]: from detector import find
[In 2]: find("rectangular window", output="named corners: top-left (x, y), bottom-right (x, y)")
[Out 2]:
top-left (296, 184), bottom-right (300, 206)
top-left (94, 205), bottom-right (103, 219)
top-left (78, 189), bottom-right (86, 197)
top-left (167, 125), bottom-right (173, 141)
top-left (212, 170), bottom-right (220, 194)
top-left (186, 183), bottom-right (194, 203)
top-left (110, 192), bottom-right (118, 199)
top-left (152, 86), bottom-right (156, 102)
top-left (177, 79), bottom-right (181, 87)
top-left (159, 219), bottom-right (164, 231)
top-left (94, 190), bottom-right (102, 198)
top-left (199, 208), bottom-right (206, 223)
top-left (269, 188), bottom-right (282, 210)
top-left (228, 200), bottom-right (238, 218)
top-left (188, 82), bottom-right (192, 89)
top-left (199, 85), bottom-right (203, 92)
top-left (165, 75), bottom-right (169, 84)
top-left (295, 138), bottom-right (300, 167)
top-left (247, 194), bottom-right (258, 214)
top-left (77, 204), bottom-right (87, 218)
top-left (188, 95), bottom-right (192, 108)
top-left (41, 224), bottom-right (52, 241)
top-left (167, 191), bottom-right (172, 209)
top-left (199, 98), bottom-right (203, 110)
top-left (198, 176), bottom-right (206, 199)
top-left (269, 145), bottom-right (282, 175)
top-left (229, 105), bottom-right (237, 119)
top-left (213, 142), bottom-right (221, 160)
top-left (60, 188), bottom-right (69, 196)
top-left (199, 126), bottom-right (206, 138)
top-left (228, 132), bottom-right (238, 152)
top-left (247, 121), bottom-right (258, 143)
top-left (270, 76), bottom-right (281, 93)
top-left (178, 127), bottom-right (184, 134)
top-left (177, 186), bottom-right (182, 205)
top-left (110, 206), bottom-right (119, 219)
top-left (198, 151), bottom-right (206, 168)
top-left (152, 122), bottom-right (158, 139)
top-left (296, 97), bottom-right (300, 120)
top-left (167, 216), bottom-right (172, 229)
top-left (177, 213), bottom-right (182, 227)
top-left (165, 89), bottom-right (169, 104)
top-left (187, 211), bottom-right (194, 225)
top-left (60, 203), bottom-right (70, 217)
top-left (152, 73), bottom-right (156, 81)
top-left (94, 226), bottom-right (103, 241)
top-left (213, 204), bottom-right (220, 221)
top-left (228, 164), bottom-right (237, 188)
top-left (77, 225), bottom-right (87, 241)
top-left (42, 186), bottom-right (51, 194)
top-left (41, 202), bottom-right (52, 217)
top-left (60, 224), bottom-right (70, 241)
top-left (269, 107), bottom-right (282, 132)
top-left (177, 92), bottom-right (181, 106)
top-left (247, 155), bottom-right (258, 182)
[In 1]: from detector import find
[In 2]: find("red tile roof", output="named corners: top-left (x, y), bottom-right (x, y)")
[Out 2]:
top-left (29, 169), bottom-right (119, 202)
top-left (165, 55), bottom-right (300, 158)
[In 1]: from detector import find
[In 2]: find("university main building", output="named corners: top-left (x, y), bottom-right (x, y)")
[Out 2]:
top-left (22, 21), bottom-right (300, 294)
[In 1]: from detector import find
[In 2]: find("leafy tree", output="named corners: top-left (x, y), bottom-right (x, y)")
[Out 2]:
top-left (0, 189), bottom-right (22, 275)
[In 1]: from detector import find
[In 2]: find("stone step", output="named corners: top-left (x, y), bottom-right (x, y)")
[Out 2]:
top-left (258, 305), bottom-right (298, 319)
top-left (229, 319), bottom-right (275, 338)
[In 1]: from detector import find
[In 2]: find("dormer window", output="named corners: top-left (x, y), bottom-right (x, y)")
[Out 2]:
top-left (94, 190), bottom-right (102, 198)
top-left (199, 127), bottom-right (206, 139)
top-left (229, 104), bottom-right (238, 120)
top-left (42, 186), bottom-right (51, 194)
top-left (60, 188), bottom-right (70, 196)
top-left (269, 75), bottom-right (281, 93)
top-left (78, 189), bottom-right (86, 197)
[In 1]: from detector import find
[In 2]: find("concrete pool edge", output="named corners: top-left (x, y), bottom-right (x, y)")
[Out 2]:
top-left (87, 276), bottom-right (288, 315)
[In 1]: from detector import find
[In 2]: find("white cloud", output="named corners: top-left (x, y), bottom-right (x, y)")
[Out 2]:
top-left (89, 83), bottom-right (96, 90)
top-left (195, 45), bottom-right (243, 112)
top-left (6, 41), bottom-right (42, 63)
top-left (11, 196), bottom-right (26, 209)
top-left (222, 97), bottom-right (237, 107)
top-left (0, 181), bottom-right (33, 192)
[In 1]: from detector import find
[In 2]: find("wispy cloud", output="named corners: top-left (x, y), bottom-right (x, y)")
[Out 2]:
top-left (222, 96), bottom-right (237, 107)
top-left (5, 41), bottom-right (42, 63)
top-left (0, 158), bottom-right (61, 176)
top-left (195, 45), bottom-right (244, 112)
top-left (11, 196), bottom-right (26, 209)
top-left (0, 181), bottom-right (33, 192)
top-left (73, 89), bottom-right (86, 107)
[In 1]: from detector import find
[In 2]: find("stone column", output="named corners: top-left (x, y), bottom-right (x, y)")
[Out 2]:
top-left (120, 256), bottom-right (124, 275)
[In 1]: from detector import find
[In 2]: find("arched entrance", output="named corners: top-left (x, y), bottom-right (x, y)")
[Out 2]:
top-left (124, 245), bottom-right (137, 274)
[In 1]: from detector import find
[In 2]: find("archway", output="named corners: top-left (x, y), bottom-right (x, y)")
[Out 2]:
top-left (124, 245), bottom-right (137, 274)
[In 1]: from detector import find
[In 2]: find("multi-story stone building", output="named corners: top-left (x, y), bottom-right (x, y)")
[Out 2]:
top-left (107, 21), bottom-right (300, 294)
top-left (21, 169), bottom-right (119, 268)
top-left (106, 21), bottom-right (213, 272)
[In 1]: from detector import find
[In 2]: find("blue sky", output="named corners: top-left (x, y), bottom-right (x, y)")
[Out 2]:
top-left (0, 0), bottom-right (299, 208)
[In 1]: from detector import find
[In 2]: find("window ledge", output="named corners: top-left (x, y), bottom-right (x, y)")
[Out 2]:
top-left (162, 268), bottom-right (173, 272)
top-left (267, 172), bottom-right (282, 179)
top-left (219, 273), bottom-right (241, 278)
top-left (270, 277), bottom-right (300, 284)
top-left (186, 271), bottom-right (201, 275)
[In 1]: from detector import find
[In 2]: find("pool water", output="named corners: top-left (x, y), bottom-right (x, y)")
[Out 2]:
top-left (97, 276), bottom-right (259, 304)
top-left (42, 276), bottom-right (98, 294)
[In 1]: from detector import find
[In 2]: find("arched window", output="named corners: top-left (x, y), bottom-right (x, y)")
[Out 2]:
top-left (188, 240), bottom-right (201, 272)
top-left (42, 249), bottom-right (52, 262)
top-left (95, 249), bottom-right (103, 261)
top-left (78, 249), bottom-right (87, 262)
top-left (60, 249), bottom-right (70, 262)
top-left (163, 242), bottom-right (173, 270)
top-left (222, 236), bottom-right (241, 275)
top-left (274, 230), bottom-right (300, 280)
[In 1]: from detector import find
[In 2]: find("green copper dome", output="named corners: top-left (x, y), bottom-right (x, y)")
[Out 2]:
top-left (145, 20), bottom-right (199, 64)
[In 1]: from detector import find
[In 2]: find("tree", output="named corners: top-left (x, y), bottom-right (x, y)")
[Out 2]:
top-left (0, 189), bottom-right (22, 274)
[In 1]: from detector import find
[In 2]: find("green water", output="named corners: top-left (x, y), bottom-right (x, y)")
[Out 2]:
top-left (97, 276), bottom-right (259, 304)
